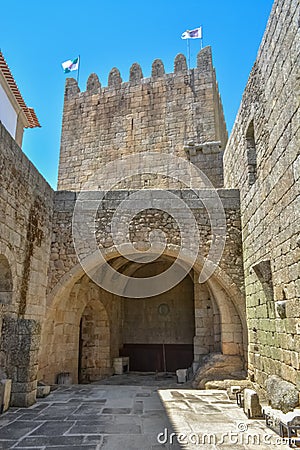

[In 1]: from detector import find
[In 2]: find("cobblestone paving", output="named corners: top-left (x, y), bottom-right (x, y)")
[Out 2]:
top-left (0, 380), bottom-right (291, 449)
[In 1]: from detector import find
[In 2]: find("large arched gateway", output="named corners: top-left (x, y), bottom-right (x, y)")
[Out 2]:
top-left (39, 245), bottom-right (246, 384)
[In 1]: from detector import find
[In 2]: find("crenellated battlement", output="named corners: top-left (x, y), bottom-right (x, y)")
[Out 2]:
top-left (64, 47), bottom-right (214, 99)
top-left (58, 46), bottom-right (228, 191)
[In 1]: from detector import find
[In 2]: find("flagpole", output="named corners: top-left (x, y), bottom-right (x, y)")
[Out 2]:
top-left (77, 55), bottom-right (80, 84)
top-left (186, 39), bottom-right (188, 68)
top-left (187, 39), bottom-right (190, 69)
top-left (200, 26), bottom-right (203, 50)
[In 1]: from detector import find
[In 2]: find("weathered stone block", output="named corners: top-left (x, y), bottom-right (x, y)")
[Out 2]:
top-left (10, 390), bottom-right (36, 407)
top-left (0, 379), bottom-right (11, 413)
top-left (265, 375), bottom-right (299, 413)
top-left (1, 316), bottom-right (41, 407)
top-left (193, 353), bottom-right (245, 388)
top-left (243, 388), bottom-right (262, 418)
top-left (36, 383), bottom-right (50, 398)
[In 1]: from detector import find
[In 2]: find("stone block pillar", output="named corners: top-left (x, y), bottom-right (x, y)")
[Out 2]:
top-left (0, 379), bottom-right (12, 412)
top-left (1, 317), bottom-right (41, 407)
top-left (193, 281), bottom-right (216, 361)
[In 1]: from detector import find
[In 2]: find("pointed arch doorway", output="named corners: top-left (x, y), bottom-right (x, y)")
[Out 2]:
top-left (78, 298), bottom-right (111, 383)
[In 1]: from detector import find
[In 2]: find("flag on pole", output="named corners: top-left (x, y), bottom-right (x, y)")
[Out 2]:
top-left (61, 56), bottom-right (80, 73)
top-left (181, 27), bottom-right (202, 39)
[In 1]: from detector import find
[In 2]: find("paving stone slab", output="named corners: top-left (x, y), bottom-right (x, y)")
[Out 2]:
top-left (70, 403), bottom-right (106, 417)
top-left (0, 421), bottom-right (41, 440)
top-left (14, 447), bottom-right (45, 450)
top-left (113, 415), bottom-right (141, 426)
top-left (100, 434), bottom-right (152, 450)
top-left (44, 446), bottom-right (97, 450)
top-left (15, 435), bottom-right (86, 447)
top-left (102, 407), bottom-right (131, 414)
top-left (29, 421), bottom-right (75, 436)
top-left (37, 409), bottom-right (80, 420)
top-left (82, 435), bottom-right (103, 445)
top-left (19, 413), bottom-right (47, 421)
top-left (0, 441), bottom-right (18, 449)
top-left (133, 400), bottom-right (144, 414)
top-left (68, 421), bottom-right (141, 435)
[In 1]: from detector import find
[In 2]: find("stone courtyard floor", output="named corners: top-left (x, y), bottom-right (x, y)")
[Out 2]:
top-left (0, 375), bottom-right (293, 449)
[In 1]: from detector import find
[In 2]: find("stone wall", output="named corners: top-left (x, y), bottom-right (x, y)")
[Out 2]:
top-left (122, 267), bottom-right (195, 345)
top-left (57, 46), bottom-right (227, 191)
top-left (48, 189), bottom-right (244, 297)
top-left (0, 122), bottom-right (53, 405)
top-left (223, 0), bottom-right (299, 389)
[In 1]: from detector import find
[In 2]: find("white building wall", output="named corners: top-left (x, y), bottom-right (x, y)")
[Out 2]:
top-left (0, 84), bottom-right (17, 139)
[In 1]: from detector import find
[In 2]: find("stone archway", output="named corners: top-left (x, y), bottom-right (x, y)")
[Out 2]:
top-left (41, 245), bottom-right (247, 382)
top-left (38, 276), bottom-right (115, 384)
top-left (78, 298), bottom-right (111, 383)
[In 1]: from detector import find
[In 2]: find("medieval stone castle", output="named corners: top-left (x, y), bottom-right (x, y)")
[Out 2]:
top-left (0, 0), bottom-right (298, 410)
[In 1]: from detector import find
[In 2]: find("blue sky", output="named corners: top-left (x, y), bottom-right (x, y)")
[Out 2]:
top-left (1, 0), bottom-right (273, 189)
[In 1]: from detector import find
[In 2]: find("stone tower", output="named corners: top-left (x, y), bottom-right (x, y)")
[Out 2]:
top-left (57, 46), bottom-right (227, 190)
top-left (38, 46), bottom-right (246, 385)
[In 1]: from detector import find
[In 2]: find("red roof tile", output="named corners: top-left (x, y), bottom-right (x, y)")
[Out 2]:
top-left (0, 51), bottom-right (40, 128)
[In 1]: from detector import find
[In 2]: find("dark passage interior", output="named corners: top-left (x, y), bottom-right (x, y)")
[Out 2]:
top-left (120, 260), bottom-right (195, 372)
